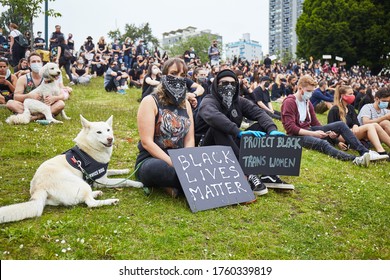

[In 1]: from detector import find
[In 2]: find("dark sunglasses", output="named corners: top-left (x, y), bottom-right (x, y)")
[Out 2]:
top-left (219, 81), bottom-right (237, 87)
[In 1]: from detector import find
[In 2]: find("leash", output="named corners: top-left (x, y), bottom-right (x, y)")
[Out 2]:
top-left (75, 159), bottom-right (143, 187)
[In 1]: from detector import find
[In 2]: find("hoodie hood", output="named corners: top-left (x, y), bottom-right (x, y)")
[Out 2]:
top-left (211, 69), bottom-right (240, 112)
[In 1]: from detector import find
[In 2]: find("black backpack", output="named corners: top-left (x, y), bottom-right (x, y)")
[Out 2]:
top-left (16, 34), bottom-right (29, 48)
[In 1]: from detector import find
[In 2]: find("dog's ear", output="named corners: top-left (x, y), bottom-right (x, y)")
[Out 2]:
top-left (106, 115), bottom-right (113, 127)
top-left (80, 115), bottom-right (91, 129)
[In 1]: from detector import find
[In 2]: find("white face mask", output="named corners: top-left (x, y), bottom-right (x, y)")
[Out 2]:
top-left (78, 60), bottom-right (84, 64)
top-left (152, 68), bottom-right (159, 75)
top-left (302, 91), bottom-right (313, 101)
top-left (30, 62), bottom-right (43, 73)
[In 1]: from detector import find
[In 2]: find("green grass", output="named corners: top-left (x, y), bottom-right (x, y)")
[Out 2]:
top-left (0, 77), bottom-right (389, 260)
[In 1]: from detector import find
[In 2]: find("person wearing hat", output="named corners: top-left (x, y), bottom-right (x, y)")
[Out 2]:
top-left (252, 76), bottom-right (281, 120)
top-left (195, 69), bottom-right (291, 196)
top-left (33, 31), bottom-right (46, 50)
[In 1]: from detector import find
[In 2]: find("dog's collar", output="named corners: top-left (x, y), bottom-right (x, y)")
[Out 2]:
top-left (63, 146), bottom-right (109, 185)
top-left (44, 79), bottom-right (55, 84)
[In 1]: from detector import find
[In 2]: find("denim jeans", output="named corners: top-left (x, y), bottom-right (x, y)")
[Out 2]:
top-left (304, 121), bottom-right (369, 161)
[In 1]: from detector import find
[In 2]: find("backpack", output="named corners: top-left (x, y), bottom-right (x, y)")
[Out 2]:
top-left (16, 34), bottom-right (29, 48)
top-left (63, 48), bottom-right (73, 60)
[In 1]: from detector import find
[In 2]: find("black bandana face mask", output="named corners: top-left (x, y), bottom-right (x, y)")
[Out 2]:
top-left (217, 84), bottom-right (235, 109)
top-left (161, 75), bottom-right (187, 105)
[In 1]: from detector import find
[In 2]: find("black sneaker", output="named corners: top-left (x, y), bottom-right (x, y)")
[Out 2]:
top-left (248, 174), bottom-right (268, 196)
top-left (260, 175), bottom-right (295, 190)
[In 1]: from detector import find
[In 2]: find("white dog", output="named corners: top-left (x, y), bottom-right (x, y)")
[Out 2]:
top-left (6, 62), bottom-right (70, 125)
top-left (0, 115), bottom-right (143, 224)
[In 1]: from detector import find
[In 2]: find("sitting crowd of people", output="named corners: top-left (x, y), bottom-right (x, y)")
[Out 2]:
top-left (2, 23), bottom-right (389, 201)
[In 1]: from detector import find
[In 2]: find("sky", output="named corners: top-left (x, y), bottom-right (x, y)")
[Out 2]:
top-left (26, 0), bottom-right (269, 53)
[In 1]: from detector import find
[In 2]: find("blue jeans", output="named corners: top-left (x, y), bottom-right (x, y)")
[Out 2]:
top-left (303, 121), bottom-right (369, 161)
top-left (123, 55), bottom-right (132, 70)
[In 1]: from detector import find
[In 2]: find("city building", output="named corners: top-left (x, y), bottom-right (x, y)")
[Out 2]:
top-left (161, 26), bottom-right (222, 49)
top-left (225, 33), bottom-right (263, 62)
top-left (269, 0), bottom-right (304, 58)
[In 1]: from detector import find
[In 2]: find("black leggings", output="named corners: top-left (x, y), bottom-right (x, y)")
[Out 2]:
top-left (136, 157), bottom-right (182, 190)
top-left (59, 58), bottom-right (72, 81)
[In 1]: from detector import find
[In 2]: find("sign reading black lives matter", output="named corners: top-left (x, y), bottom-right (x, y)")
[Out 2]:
top-left (168, 146), bottom-right (256, 213)
top-left (239, 136), bottom-right (303, 176)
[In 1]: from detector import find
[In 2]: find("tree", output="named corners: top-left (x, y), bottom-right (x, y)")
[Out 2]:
top-left (0, 0), bottom-right (61, 48)
top-left (108, 23), bottom-right (159, 49)
top-left (167, 33), bottom-right (218, 64)
top-left (0, 5), bottom-right (29, 34)
top-left (296, 0), bottom-right (390, 73)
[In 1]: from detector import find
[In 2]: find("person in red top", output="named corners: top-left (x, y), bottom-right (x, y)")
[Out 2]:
top-left (281, 75), bottom-right (380, 167)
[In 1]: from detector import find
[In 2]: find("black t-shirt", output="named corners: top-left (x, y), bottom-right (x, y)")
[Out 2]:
top-left (253, 86), bottom-right (271, 106)
top-left (34, 37), bottom-right (45, 49)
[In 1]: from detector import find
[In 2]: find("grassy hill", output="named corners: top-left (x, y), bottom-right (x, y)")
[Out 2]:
top-left (0, 77), bottom-right (389, 260)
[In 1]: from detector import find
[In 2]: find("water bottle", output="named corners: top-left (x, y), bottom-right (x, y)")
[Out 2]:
top-left (36, 120), bottom-right (50, 125)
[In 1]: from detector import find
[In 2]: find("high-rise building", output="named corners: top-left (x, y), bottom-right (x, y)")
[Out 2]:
top-left (269, 0), bottom-right (304, 58)
top-left (161, 26), bottom-right (222, 49)
top-left (225, 33), bottom-right (263, 62)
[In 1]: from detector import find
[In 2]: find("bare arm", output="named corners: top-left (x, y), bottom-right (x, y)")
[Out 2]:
top-left (137, 96), bottom-right (173, 166)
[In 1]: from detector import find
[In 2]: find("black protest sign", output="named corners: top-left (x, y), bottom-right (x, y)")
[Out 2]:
top-left (168, 146), bottom-right (255, 213)
top-left (239, 135), bottom-right (302, 176)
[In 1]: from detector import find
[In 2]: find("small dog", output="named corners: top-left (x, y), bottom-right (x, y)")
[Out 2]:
top-left (6, 62), bottom-right (70, 125)
top-left (0, 115), bottom-right (143, 224)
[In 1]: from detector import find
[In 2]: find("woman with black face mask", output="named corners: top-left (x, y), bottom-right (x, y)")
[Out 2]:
top-left (135, 58), bottom-right (195, 198)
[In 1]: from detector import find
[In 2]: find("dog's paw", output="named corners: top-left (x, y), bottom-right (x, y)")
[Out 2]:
top-left (109, 199), bottom-right (119, 205)
top-left (50, 119), bottom-right (63, 124)
top-left (132, 181), bottom-right (144, 188)
top-left (92, 190), bottom-right (103, 198)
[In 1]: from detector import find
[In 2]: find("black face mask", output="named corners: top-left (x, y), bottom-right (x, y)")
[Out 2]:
top-left (217, 84), bottom-right (235, 109)
top-left (161, 75), bottom-right (187, 105)
top-left (264, 82), bottom-right (270, 88)
top-left (111, 66), bottom-right (119, 72)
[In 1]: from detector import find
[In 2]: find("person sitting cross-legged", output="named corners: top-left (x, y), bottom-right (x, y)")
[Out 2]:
top-left (196, 69), bottom-right (294, 196)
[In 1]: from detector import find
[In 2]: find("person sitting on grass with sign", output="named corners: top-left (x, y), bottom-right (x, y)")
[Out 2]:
top-left (280, 75), bottom-right (386, 167)
top-left (195, 69), bottom-right (293, 197)
top-left (135, 58), bottom-right (195, 198)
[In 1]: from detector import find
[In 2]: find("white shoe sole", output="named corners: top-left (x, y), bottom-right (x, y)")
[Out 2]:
top-left (370, 155), bottom-right (389, 161)
top-left (253, 188), bottom-right (268, 196)
top-left (264, 183), bottom-right (295, 190)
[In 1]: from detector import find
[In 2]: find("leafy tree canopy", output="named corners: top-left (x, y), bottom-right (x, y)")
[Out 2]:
top-left (167, 33), bottom-right (217, 64)
top-left (108, 22), bottom-right (159, 48)
top-left (296, 0), bottom-right (390, 72)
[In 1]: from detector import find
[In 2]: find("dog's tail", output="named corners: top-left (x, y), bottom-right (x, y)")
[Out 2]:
top-left (0, 189), bottom-right (47, 224)
top-left (5, 112), bottom-right (31, 125)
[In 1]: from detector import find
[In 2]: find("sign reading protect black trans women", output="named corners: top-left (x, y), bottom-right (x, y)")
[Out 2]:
top-left (168, 146), bottom-right (255, 213)
top-left (239, 135), bottom-right (303, 176)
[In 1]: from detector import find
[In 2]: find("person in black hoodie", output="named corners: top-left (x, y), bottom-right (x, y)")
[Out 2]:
top-left (196, 69), bottom-right (293, 195)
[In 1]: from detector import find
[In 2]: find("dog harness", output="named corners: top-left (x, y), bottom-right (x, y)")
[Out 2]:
top-left (63, 146), bottom-right (109, 185)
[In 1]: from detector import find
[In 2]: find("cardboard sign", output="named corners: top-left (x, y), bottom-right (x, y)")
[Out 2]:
top-left (335, 56), bottom-right (343, 61)
top-left (322, 55), bottom-right (332, 59)
top-left (239, 136), bottom-right (302, 176)
top-left (168, 146), bottom-right (255, 213)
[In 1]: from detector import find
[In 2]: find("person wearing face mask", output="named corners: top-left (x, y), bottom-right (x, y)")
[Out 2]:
top-left (196, 69), bottom-right (290, 196)
top-left (135, 58), bottom-right (195, 198)
top-left (141, 63), bottom-right (161, 99)
top-left (71, 57), bottom-right (91, 85)
top-left (281, 75), bottom-right (382, 166)
top-left (104, 60), bottom-right (128, 94)
top-left (327, 85), bottom-right (390, 159)
top-left (6, 52), bottom-right (66, 118)
top-left (357, 87), bottom-right (390, 137)
top-left (33, 31), bottom-right (45, 50)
